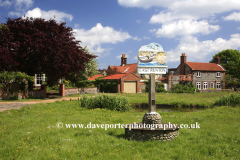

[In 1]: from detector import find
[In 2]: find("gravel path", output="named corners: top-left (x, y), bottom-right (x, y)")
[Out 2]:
top-left (0, 97), bottom-right (80, 112)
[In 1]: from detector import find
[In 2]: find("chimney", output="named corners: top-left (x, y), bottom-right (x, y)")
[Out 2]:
top-left (215, 56), bottom-right (220, 64)
top-left (121, 54), bottom-right (127, 66)
top-left (180, 53), bottom-right (186, 75)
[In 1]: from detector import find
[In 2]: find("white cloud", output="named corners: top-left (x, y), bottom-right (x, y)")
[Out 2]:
top-left (166, 34), bottom-right (240, 62)
top-left (8, 11), bottom-right (22, 17)
top-left (150, 11), bottom-right (198, 24)
top-left (0, 0), bottom-right (12, 7)
top-left (237, 27), bottom-right (240, 30)
top-left (74, 24), bottom-right (80, 28)
top-left (149, 28), bottom-right (157, 33)
top-left (73, 23), bottom-right (138, 56)
top-left (223, 12), bottom-right (240, 21)
top-left (136, 20), bottom-right (141, 23)
top-left (143, 36), bottom-right (151, 40)
top-left (117, 0), bottom-right (173, 9)
top-left (119, 0), bottom-right (240, 38)
top-left (118, 0), bottom-right (240, 15)
top-left (15, 0), bottom-right (33, 11)
top-left (23, 7), bottom-right (73, 22)
top-left (154, 20), bottom-right (220, 38)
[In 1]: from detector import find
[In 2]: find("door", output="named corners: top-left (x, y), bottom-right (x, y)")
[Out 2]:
top-left (124, 81), bottom-right (137, 93)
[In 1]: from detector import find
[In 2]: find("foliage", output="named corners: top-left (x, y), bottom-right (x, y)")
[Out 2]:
top-left (224, 74), bottom-right (239, 89)
top-left (94, 78), bottom-right (118, 93)
top-left (69, 46), bottom-right (99, 83)
top-left (144, 81), bottom-right (166, 93)
top-left (171, 82), bottom-right (198, 93)
top-left (210, 49), bottom-right (240, 88)
top-left (213, 93), bottom-right (240, 107)
top-left (106, 66), bottom-right (119, 75)
top-left (79, 94), bottom-right (131, 111)
top-left (0, 71), bottom-right (34, 91)
top-left (0, 17), bottom-right (95, 86)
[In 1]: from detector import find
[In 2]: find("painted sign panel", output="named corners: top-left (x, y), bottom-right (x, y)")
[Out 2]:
top-left (137, 42), bottom-right (167, 75)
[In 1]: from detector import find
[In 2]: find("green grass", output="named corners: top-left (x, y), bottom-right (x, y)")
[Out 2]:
top-left (0, 100), bottom-right (239, 159)
top-left (122, 92), bottom-right (233, 107)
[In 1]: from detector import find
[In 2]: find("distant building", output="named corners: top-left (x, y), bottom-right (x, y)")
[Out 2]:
top-left (159, 53), bottom-right (226, 91)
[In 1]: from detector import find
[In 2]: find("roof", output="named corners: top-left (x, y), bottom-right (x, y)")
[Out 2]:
top-left (186, 62), bottom-right (225, 72)
top-left (103, 73), bottom-right (126, 80)
top-left (180, 74), bottom-right (193, 81)
top-left (88, 74), bottom-right (104, 80)
top-left (110, 63), bottom-right (137, 74)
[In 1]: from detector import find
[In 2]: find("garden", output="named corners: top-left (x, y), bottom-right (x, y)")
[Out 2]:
top-left (0, 92), bottom-right (240, 159)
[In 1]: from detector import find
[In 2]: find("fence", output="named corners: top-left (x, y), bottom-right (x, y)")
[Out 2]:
top-left (59, 84), bottom-right (97, 96)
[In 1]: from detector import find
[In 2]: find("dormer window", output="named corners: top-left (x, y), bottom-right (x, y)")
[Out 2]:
top-left (197, 72), bottom-right (201, 77)
top-left (217, 72), bottom-right (220, 77)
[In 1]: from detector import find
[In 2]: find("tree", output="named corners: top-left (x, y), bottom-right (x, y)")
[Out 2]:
top-left (210, 49), bottom-right (240, 88)
top-left (0, 17), bottom-right (95, 86)
top-left (77, 46), bottom-right (99, 81)
top-left (210, 49), bottom-right (240, 79)
top-left (106, 66), bottom-right (119, 75)
top-left (0, 71), bottom-right (34, 91)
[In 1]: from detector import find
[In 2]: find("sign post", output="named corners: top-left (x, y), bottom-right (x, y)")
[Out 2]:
top-left (137, 42), bottom-right (167, 124)
top-left (149, 73), bottom-right (156, 113)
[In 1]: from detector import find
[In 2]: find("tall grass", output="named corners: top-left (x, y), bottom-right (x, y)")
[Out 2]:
top-left (79, 94), bottom-right (131, 111)
top-left (213, 93), bottom-right (240, 107)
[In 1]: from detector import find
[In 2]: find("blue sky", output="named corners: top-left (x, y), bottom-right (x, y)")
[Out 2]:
top-left (1, 0), bottom-right (240, 70)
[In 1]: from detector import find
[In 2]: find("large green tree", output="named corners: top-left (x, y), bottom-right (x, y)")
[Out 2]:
top-left (210, 49), bottom-right (240, 78)
top-left (210, 49), bottom-right (240, 88)
top-left (0, 17), bottom-right (95, 86)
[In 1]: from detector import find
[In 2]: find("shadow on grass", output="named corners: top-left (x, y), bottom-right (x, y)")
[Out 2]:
top-left (108, 131), bottom-right (125, 139)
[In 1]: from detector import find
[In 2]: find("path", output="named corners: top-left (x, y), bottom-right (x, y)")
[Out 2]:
top-left (0, 97), bottom-right (80, 112)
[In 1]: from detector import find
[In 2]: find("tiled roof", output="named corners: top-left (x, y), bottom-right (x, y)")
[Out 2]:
top-left (88, 74), bottom-right (104, 80)
top-left (103, 73), bottom-right (126, 80)
top-left (186, 62), bottom-right (225, 71)
top-left (110, 63), bottom-right (137, 74)
top-left (180, 74), bottom-right (193, 81)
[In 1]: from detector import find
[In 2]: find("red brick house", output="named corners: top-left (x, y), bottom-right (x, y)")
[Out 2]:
top-left (103, 73), bottom-right (141, 93)
top-left (101, 54), bottom-right (141, 93)
top-left (161, 53), bottom-right (226, 91)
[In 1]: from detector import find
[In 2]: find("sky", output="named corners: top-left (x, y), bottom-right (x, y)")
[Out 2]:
top-left (1, 0), bottom-right (240, 70)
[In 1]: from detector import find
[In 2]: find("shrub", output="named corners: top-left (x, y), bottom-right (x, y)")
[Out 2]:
top-left (79, 94), bottom-right (131, 111)
top-left (144, 81), bottom-right (166, 93)
top-left (213, 93), bottom-right (240, 107)
top-left (171, 83), bottom-right (198, 93)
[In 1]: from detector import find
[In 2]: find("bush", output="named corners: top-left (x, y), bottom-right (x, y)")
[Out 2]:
top-left (144, 81), bottom-right (166, 93)
top-left (213, 93), bottom-right (240, 107)
top-left (79, 94), bottom-right (131, 111)
top-left (171, 83), bottom-right (198, 93)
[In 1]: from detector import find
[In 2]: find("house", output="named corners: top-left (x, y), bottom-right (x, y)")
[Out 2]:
top-left (160, 53), bottom-right (226, 91)
top-left (102, 54), bottom-right (141, 93)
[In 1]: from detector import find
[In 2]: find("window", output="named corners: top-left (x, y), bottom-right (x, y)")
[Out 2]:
top-left (217, 82), bottom-right (221, 89)
top-left (203, 82), bottom-right (207, 90)
top-left (197, 72), bottom-right (201, 77)
top-left (210, 82), bottom-right (214, 89)
top-left (197, 82), bottom-right (201, 90)
top-left (36, 74), bottom-right (44, 86)
top-left (217, 72), bottom-right (220, 77)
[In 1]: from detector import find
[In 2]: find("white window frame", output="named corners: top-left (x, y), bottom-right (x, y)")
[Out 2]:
top-left (210, 82), bottom-right (214, 89)
top-left (217, 82), bottom-right (221, 89)
top-left (217, 72), bottom-right (221, 77)
top-left (203, 82), bottom-right (207, 90)
top-left (197, 82), bottom-right (201, 90)
top-left (36, 74), bottom-right (44, 86)
top-left (197, 72), bottom-right (201, 77)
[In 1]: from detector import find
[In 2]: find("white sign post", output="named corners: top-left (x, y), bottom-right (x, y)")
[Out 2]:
top-left (137, 42), bottom-right (167, 118)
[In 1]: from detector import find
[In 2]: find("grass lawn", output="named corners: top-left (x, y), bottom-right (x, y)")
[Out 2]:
top-left (0, 98), bottom-right (239, 159)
